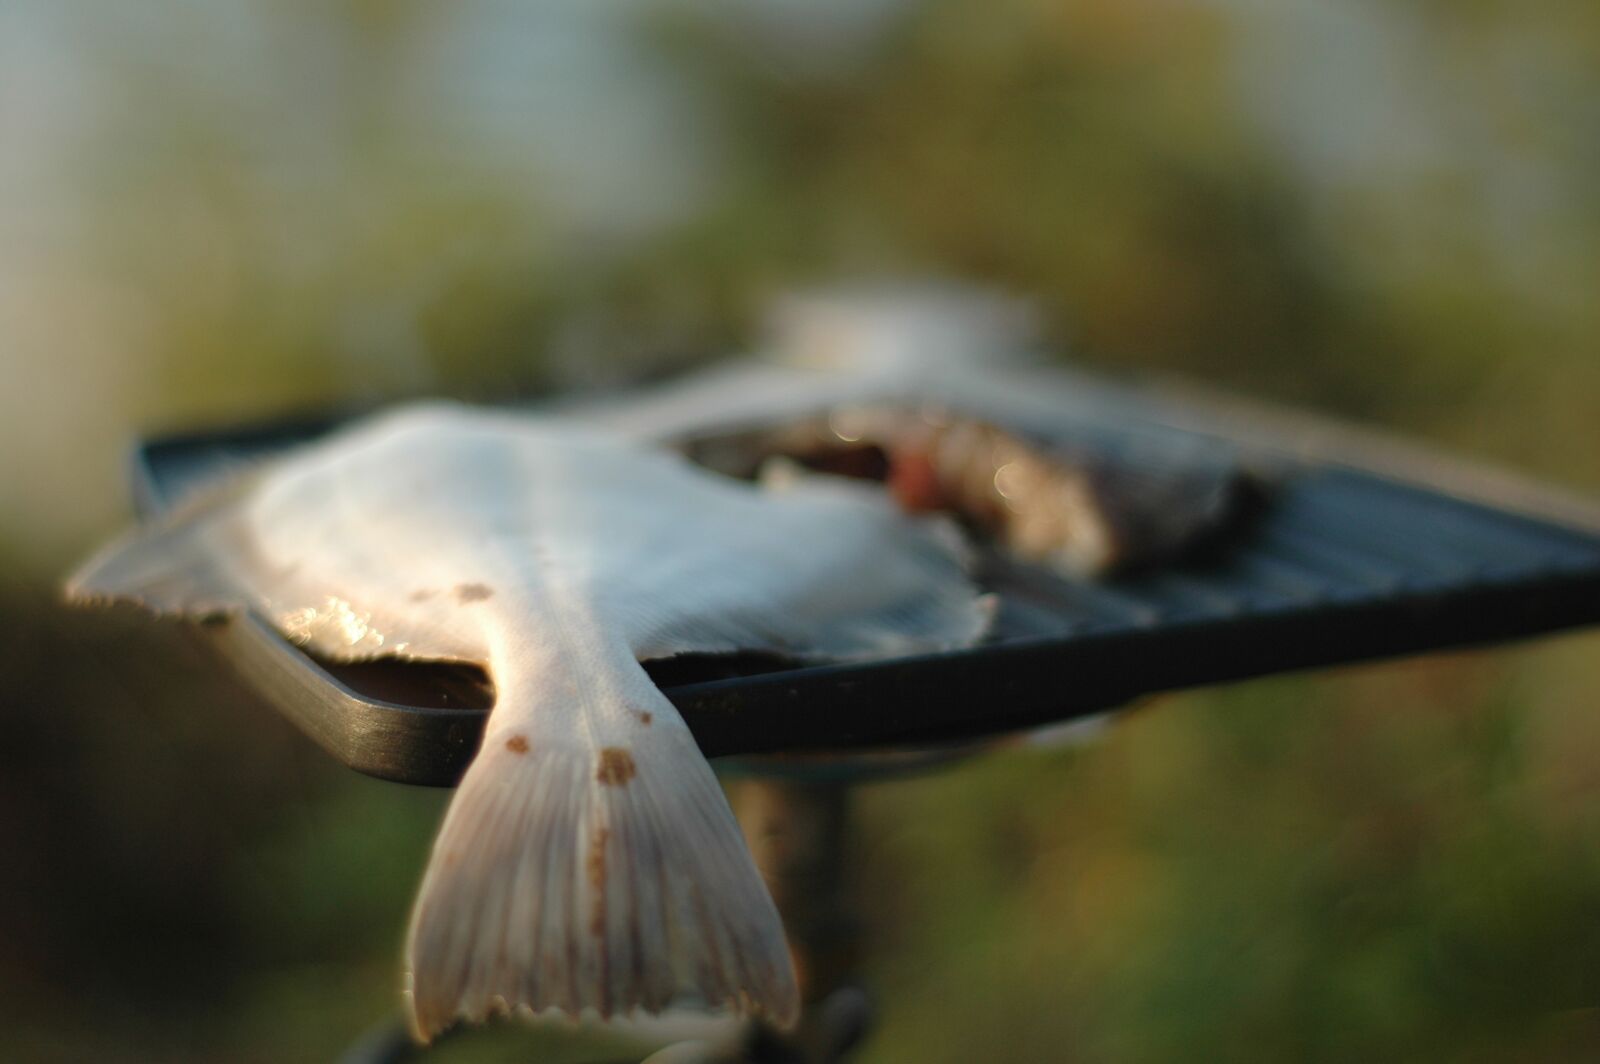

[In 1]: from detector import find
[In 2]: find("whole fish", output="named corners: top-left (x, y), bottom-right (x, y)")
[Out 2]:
top-left (66, 403), bottom-right (992, 1039)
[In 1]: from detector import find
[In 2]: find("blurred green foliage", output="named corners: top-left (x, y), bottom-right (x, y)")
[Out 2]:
top-left (4, 1), bottom-right (1600, 1060)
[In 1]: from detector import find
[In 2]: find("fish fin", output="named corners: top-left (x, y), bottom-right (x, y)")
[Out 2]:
top-left (636, 472), bottom-right (992, 664)
top-left (405, 706), bottom-right (798, 1041)
top-left (63, 500), bottom-right (248, 621)
top-left (65, 484), bottom-right (487, 666)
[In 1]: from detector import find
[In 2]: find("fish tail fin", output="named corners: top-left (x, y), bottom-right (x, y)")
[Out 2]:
top-left (404, 706), bottom-right (798, 1041)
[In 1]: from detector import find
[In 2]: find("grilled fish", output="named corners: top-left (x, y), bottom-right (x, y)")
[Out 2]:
top-left (66, 403), bottom-right (992, 1039)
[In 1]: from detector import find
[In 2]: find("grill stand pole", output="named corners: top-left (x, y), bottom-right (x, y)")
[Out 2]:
top-left (339, 775), bottom-right (872, 1064)
top-left (723, 776), bottom-right (873, 1064)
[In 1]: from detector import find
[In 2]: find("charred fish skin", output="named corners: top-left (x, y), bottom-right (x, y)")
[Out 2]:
top-left (676, 404), bottom-right (1253, 578)
top-left (584, 285), bottom-right (1262, 577)
top-left (63, 402), bottom-right (991, 1039)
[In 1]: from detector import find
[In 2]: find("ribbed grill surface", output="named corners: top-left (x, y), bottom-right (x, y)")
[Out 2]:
top-left (982, 466), bottom-right (1600, 643)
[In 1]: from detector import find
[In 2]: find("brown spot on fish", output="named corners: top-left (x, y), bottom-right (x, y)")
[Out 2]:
top-left (455, 582), bottom-right (494, 603)
top-left (635, 710), bottom-right (653, 726)
top-left (504, 734), bottom-right (529, 755)
top-left (888, 445), bottom-right (948, 513)
top-left (409, 588), bottom-right (437, 602)
top-left (588, 826), bottom-right (610, 937)
top-left (596, 747), bottom-right (636, 786)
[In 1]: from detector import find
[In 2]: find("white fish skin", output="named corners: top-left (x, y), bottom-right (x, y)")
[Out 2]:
top-left (65, 402), bottom-right (992, 1039)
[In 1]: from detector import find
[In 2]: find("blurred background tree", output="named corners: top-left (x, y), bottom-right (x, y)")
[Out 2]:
top-left (2, 1), bottom-right (1599, 1060)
